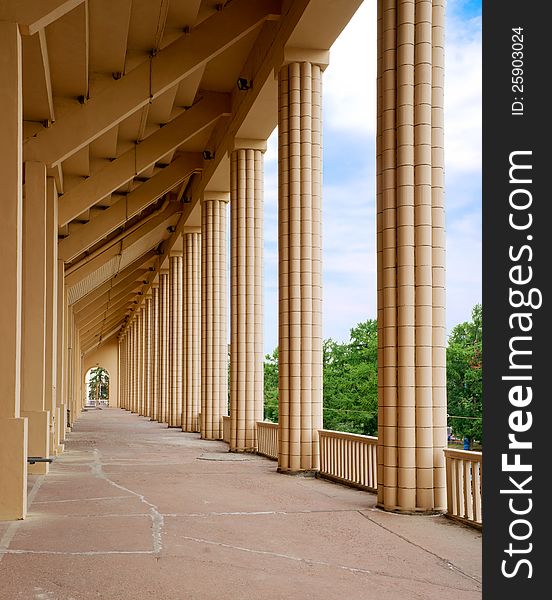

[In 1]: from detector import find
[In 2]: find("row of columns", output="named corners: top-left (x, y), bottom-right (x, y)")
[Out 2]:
top-left (1, 22), bottom-right (92, 520)
top-left (2, 1), bottom-right (447, 520)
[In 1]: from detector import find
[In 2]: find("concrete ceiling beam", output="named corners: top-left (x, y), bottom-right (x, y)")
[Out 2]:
top-left (58, 152), bottom-right (202, 260)
top-left (23, 0), bottom-right (281, 166)
top-left (57, 93), bottom-right (227, 226)
top-left (1, 0), bottom-right (86, 36)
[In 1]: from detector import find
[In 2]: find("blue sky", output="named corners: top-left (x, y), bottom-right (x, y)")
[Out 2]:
top-left (260, 0), bottom-right (482, 354)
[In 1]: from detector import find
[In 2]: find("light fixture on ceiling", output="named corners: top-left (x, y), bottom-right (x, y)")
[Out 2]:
top-left (237, 77), bottom-right (252, 91)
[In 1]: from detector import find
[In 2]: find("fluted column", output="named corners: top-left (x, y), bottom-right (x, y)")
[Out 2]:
top-left (135, 317), bottom-right (140, 414)
top-left (168, 254), bottom-right (183, 427)
top-left (277, 51), bottom-right (327, 472)
top-left (131, 321), bottom-right (137, 412)
top-left (376, 0), bottom-right (446, 513)
top-left (182, 232), bottom-right (201, 432)
top-left (158, 269), bottom-right (169, 424)
top-left (201, 192), bottom-right (229, 440)
top-left (137, 308), bottom-right (144, 415)
top-left (144, 295), bottom-right (153, 417)
top-left (150, 285), bottom-right (160, 421)
top-left (230, 141), bottom-right (265, 451)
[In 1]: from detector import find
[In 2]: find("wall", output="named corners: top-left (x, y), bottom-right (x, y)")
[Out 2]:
top-left (82, 341), bottom-right (119, 407)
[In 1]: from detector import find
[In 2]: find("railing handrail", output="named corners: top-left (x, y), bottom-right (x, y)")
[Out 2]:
top-left (444, 448), bottom-right (483, 463)
top-left (256, 421), bottom-right (278, 429)
top-left (319, 429), bottom-right (377, 443)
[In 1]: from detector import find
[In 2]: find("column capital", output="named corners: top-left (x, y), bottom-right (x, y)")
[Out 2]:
top-left (276, 47), bottom-right (330, 73)
top-left (202, 191), bottom-right (230, 204)
top-left (230, 138), bottom-right (267, 153)
top-left (182, 226), bottom-right (202, 234)
top-left (169, 250), bottom-right (183, 258)
top-left (159, 267), bottom-right (169, 276)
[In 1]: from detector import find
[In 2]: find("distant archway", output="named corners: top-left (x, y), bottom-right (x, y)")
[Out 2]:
top-left (85, 367), bottom-right (110, 407)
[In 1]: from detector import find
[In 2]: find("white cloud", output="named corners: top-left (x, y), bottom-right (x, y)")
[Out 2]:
top-left (261, 2), bottom-right (482, 351)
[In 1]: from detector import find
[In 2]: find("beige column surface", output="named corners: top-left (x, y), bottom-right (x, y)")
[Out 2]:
top-left (0, 21), bottom-right (27, 521)
top-left (144, 295), bottom-right (152, 418)
top-left (130, 320), bottom-right (136, 413)
top-left (182, 234), bottom-right (201, 433)
top-left (150, 285), bottom-right (160, 421)
top-left (168, 254), bottom-right (183, 428)
top-left (277, 54), bottom-right (326, 473)
top-left (21, 161), bottom-right (50, 475)
top-left (158, 270), bottom-right (170, 424)
top-left (376, 0), bottom-right (446, 513)
top-left (56, 259), bottom-right (66, 448)
top-left (45, 178), bottom-right (59, 455)
top-left (201, 192), bottom-right (229, 440)
top-left (230, 142), bottom-right (265, 452)
top-left (138, 307), bottom-right (145, 415)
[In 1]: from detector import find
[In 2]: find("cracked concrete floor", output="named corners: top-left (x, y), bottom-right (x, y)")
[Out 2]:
top-left (0, 409), bottom-right (482, 600)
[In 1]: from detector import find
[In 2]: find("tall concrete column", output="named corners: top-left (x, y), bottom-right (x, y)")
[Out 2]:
top-left (133, 314), bottom-right (139, 413)
top-left (277, 51), bottom-right (327, 472)
top-left (138, 307), bottom-right (145, 415)
top-left (201, 192), bottom-right (229, 440)
top-left (65, 304), bottom-right (72, 425)
top-left (150, 285), bottom-right (160, 421)
top-left (376, 0), bottom-right (446, 513)
top-left (144, 295), bottom-right (152, 417)
top-left (56, 259), bottom-right (66, 446)
top-left (21, 161), bottom-right (50, 474)
top-left (168, 254), bottom-right (183, 428)
top-left (45, 178), bottom-right (59, 455)
top-left (0, 21), bottom-right (27, 520)
top-left (230, 141), bottom-right (265, 451)
top-left (182, 233), bottom-right (201, 433)
top-left (158, 269), bottom-right (169, 424)
top-left (130, 320), bottom-right (136, 412)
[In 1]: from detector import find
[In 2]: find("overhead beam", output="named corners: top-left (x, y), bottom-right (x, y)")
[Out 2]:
top-left (81, 315), bottom-right (130, 348)
top-left (0, 0), bottom-right (86, 36)
top-left (23, 0), bottom-right (281, 166)
top-left (82, 325), bottom-right (122, 354)
top-left (58, 152), bottom-right (202, 259)
top-left (71, 268), bottom-right (148, 314)
top-left (74, 278), bottom-right (143, 319)
top-left (75, 292), bottom-right (135, 329)
top-left (64, 202), bottom-right (180, 288)
top-left (119, 0), bottom-right (312, 340)
top-left (119, 183), bottom-right (201, 333)
top-left (81, 309), bottom-right (133, 342)
top-left (56, 92), bottom-right (226, 226)
top-left (37, 29), bottom-right (55, 123)
top-left (65, 249), bottom-right (156, 303)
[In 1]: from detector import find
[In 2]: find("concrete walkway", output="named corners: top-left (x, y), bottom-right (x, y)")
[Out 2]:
top-left (0, 409), bottom-right (482, 600)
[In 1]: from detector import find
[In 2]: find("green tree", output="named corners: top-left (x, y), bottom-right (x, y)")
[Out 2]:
top-left (446, 304), bottom-right (482, 445)
top-left (323, 320), bottom-right (378, 435)
top-left (263, 347), bottom-right (279, 422)
top-left (88, 367), bottom-right (109, 402)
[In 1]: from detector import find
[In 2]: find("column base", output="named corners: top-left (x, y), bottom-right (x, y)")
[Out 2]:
top-left (375, 503), bottom-right (445, 516)
top-left (20, 410), bottom-right (50, 475)
top-left (0, 417), bottom-right (28, 520)
top-left (277, 468), bottom-right (318, 478)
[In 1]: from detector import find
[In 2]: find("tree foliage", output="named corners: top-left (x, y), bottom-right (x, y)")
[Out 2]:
top-left (263, 306), bottom-right (483, 444)
top-left (446, 304), bottom-right (483, 443)
top-left (322, 320), bottom-right (378, 435)
top-left (263, 320), bottom-right (379, 435)
top-left (263, 347), bottom-right (279, 422)
top-left (88, 367), bottom-right (109, 401)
